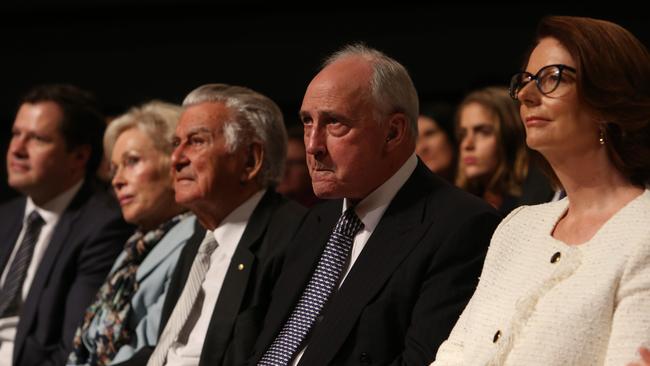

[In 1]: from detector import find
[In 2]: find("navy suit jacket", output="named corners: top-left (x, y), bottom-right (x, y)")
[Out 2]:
top-left (0, 180), bottom-right (133, 366)
top-left (249, 162), bottom-right (501, 366)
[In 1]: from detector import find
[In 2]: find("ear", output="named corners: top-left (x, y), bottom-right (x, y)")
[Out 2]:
top-left (241, 142), bottom-right (264, 184)
top-left (384, 113), bottom-right (410, 152)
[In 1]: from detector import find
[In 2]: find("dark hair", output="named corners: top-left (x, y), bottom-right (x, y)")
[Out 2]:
top-left (420, 101), bottom-right (456, 147)
top-left (286, 124), bottom-right (305, 142)
top-left (21, 84), bottom-right (105, 177)
top-left (455, 86), bottom-right (529, 197)
top-left (525, 16), bottom-right (650, 186)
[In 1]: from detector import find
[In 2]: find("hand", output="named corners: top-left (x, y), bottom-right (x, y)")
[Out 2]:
top-left (627, 347), bottom-right (650, 366)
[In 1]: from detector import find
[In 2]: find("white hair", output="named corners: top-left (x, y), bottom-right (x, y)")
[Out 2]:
top-left (104, 100), bottom-right (182, 158)
top-left (324, 43), bottom-right (419, 139)
top-left (182, 83), bottom-right (287, 187)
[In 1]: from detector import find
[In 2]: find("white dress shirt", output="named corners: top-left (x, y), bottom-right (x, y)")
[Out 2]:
top-left (165, 189), bottom-right (265, 366)
top-left (292, 153), bottom-right (417, 365)
top-left (0, 179), bottom-right (84, 365)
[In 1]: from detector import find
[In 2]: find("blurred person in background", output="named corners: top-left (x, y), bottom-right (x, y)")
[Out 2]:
top-left (455, 86), bottom-right (552, 215)
top-left (276, 125), bottom-right (320, 207)
top-left (0, 84), bottom-right (132, 366)
top-left (416, 101), bottom-right (457, 182)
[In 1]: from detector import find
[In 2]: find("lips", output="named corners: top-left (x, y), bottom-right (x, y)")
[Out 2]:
top-left (463, 157), bottom-right (477, 165)
top-left (8, 160), bottom-right (29, 172)
top-left (524, 115), bottom-right (551, 127)
top-left (117, 194), bottom-right (134, 206)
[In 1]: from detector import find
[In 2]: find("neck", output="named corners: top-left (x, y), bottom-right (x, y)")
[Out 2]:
top-left (544, 147), bottom-right (642, 214)
top-left (28, 176), bottom-right (84, 207)
top-left (139, 205), bottom-right (188, 232)
top-left (192, 183), bottom-right (262, 230)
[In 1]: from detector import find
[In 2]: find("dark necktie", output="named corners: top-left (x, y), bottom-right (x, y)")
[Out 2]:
top-left (0, 210), bottom-right (45, 318)
top-left (258, 208), bottom-right (364, 366)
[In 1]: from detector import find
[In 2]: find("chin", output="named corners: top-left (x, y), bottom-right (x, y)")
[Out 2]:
top-left (312, 185), bottom-right (341, 200)
top-left (465, 169), bottom-right (487, 181)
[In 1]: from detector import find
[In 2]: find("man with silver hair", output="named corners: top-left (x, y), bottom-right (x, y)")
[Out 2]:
top-left (249, 44), bottom-right (500, 365)
top-left (121, 84), bottom-right (306, 366)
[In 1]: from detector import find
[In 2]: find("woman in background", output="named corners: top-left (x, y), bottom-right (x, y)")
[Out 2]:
top-left (68, 101), bottom-right (197, 366)
top-left (455, 86), bottom-right (533, 215)
top-left (433, 15), bottom-right (650, 365)
top-left (416, 101), bottom-right (457, 182)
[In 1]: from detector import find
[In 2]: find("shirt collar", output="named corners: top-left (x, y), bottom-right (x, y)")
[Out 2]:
top-left (343, 153), bottom-right (417, 233)
top-left (212, 189), bottom-right (266, 247)
top-left (25, 179), bottom-right (85, 226)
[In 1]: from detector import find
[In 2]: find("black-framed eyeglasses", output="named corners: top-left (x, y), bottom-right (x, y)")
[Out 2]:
top-left (509, 64), bottom-right (577, 100)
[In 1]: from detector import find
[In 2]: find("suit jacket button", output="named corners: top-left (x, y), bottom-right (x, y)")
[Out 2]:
top-left (550, 252), bottom-right (561, 263)
top-left (493, 330), bottom-right (501, 343)
top-left (359, 352), bottom-right (371, 364)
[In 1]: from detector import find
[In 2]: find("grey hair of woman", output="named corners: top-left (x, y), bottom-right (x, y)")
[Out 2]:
top-left (324, 43), bottom-right (419, 140)
top-left (104, 100), bottom-right (182, 159)
top-left (182, 83), bottom-right (288, 187)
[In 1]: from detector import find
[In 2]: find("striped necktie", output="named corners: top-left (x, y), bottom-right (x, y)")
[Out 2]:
top-left (258, 208), bottom-right (364, 366)
top-left (0, 210), bottom-right (45, 318)
top-left (147, 231), bottom-right (218, 366)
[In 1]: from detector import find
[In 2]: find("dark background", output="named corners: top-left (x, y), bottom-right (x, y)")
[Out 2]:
top-left (1, 2), bottom-right (648, 201)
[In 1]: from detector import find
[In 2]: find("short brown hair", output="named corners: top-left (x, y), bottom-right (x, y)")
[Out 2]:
top-left (525, 16), bottom-right (650, 186)
top-left (21, 84), bottom-right (105, 177)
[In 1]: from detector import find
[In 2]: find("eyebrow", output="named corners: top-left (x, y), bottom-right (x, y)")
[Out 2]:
top-left (186, 126), bottom-right (212, 135)
top-left (298, 110), bottom-right (352, 123)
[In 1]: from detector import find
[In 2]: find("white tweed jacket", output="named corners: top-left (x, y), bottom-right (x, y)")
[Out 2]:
top-left (432, 189), bottom-right (650, 366)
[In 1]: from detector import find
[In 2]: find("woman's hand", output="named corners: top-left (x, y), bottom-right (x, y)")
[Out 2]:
top-left (627, 347), bottom-right (650, 366)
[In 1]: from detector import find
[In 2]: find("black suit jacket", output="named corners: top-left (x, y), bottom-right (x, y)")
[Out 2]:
top-left (249, 162), bottom-right (501, 366)
top-left (0, 180), bottom-right (133, 366)
top-left (121, 189), bottom-right (307, 366)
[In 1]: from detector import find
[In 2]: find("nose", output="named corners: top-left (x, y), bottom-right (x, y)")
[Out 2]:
top-left (171, 143), bottom-right (189, 172)
top-left (461, 132), bottom-right (475, 151)
top-left (518, 81), bottom-right (542, 108)
top-left (304, 123), bottom-right (326, 159)
top-left (415, 137), bottom-right (427, 155)
top-left (9, 133), bottom-right (28, 158)
top-left (112, 165), bottom-right (126, 191)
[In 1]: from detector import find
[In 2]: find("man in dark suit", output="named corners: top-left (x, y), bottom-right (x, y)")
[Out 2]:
top-left (249, 44), bottom-right (501, 366)
top-left (123, 84), bottom-right (306, 366)
top-left (0, 84), bottom-right (133, 366)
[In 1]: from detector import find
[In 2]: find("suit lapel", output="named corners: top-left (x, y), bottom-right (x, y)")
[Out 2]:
top-left (299, 163), bottom-right (439, 365)
top-left (14, 182), bottom-right (92, 360)
top-left (199, 190), bottom-right (279, 366)
top-left (0, 198), bottom-right (26, 273)
top-left (252, 200), bottom-right (341, 360)
top-left (135, 216), bottom-right (196, 283)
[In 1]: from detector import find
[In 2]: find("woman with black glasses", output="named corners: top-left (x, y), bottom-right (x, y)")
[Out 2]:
top-left (432, 15), bottom-right (650, 366)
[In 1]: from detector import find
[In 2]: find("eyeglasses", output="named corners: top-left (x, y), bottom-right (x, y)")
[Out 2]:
top-left (509, 64), bottom-right (576, 100)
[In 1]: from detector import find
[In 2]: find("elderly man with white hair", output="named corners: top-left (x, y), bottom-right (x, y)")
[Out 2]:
top-left (119, 84), bottom-right (306, 366)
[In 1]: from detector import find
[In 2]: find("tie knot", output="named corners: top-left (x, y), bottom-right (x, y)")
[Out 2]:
top-left (334, 208), bottom-right (364, 237)
top-left (26, 210), bottom-right (44, 228)
top-left (198, 232), bottom-right (219, 255)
